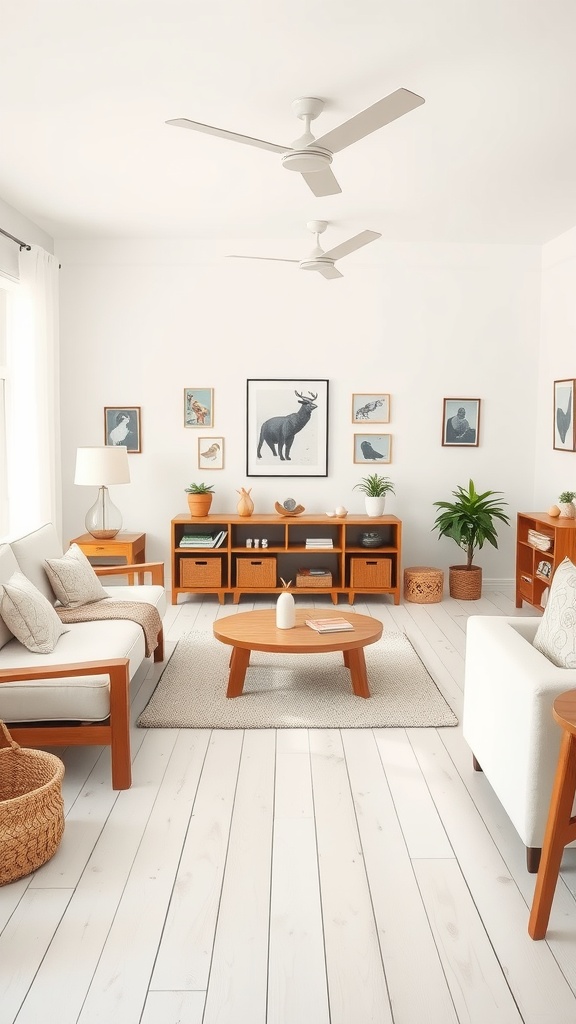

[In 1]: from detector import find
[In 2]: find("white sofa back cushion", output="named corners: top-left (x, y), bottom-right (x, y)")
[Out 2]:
top-left (0, 544), bottom-right (20, 649)
top-left (9, 523), bottom-right (63, 603)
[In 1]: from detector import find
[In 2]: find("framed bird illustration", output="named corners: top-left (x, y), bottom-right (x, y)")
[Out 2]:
top-left (554, 380), bottom-right (576, 451)
top-left (198, 436), bottom-right (224, 469)
top-left (353, 433), bottom-right (392, 464)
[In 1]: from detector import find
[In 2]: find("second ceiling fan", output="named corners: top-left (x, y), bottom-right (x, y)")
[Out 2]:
top-left (166, 88), bottom-right (424, 197)
top-left (227, 220), bottom-right (382, 280)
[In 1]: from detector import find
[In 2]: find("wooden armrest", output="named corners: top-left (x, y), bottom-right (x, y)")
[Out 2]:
top-left (94, 562), bottom-right (165, 585)
top-left (0, 658), bottom-right (129, 684)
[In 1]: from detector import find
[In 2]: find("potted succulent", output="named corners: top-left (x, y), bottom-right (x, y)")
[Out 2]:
top-left (354, 473), bottom-right (395, 517)
top-left (432, 479), bottom-right (510, 599)
top-left (185, 482), bottom-right (214, 517)
top-left (558, 490), bottom-right (576, 519)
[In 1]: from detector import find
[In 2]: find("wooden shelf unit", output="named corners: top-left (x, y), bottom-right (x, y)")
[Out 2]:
top-left (516, 512), bottom-right (576, 610)
top-left (171, 513), bottom-right (402, 605)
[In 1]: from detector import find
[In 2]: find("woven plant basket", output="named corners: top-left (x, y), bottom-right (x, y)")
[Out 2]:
top-left (449, 565), bottom-right (482, 601)
top-left (0, 721), bottom-right (65, 885)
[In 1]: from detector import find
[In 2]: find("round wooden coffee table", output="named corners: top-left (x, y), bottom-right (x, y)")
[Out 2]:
top-left (213, 608), bottom-right (383, 699)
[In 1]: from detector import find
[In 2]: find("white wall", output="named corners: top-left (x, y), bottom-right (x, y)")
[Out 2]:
top-left (56, 237), bottom-right (541, 585)
top-left (536, 225), bottom-right (576, 506)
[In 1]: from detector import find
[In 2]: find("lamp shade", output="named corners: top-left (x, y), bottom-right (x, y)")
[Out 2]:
top-left (75, 446), bottom-right (130, 486)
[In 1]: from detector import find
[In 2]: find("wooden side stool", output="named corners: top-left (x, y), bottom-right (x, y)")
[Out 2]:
top-left (403, 566), bottom-right (444, 604)
top-left (529, 689), bottom-right (576, 939)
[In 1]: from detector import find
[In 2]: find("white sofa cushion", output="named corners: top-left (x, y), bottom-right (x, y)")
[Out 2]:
top-left (9, 523), bottom-right (63, 603)
top-left (45, 543), bottom-right (108, 607)
top-left (0, 544), bottom-right (20, 649)
top-left (0, 572), bottom-right (68, 653)
top-left (533, 556), bottom-right (576, 667)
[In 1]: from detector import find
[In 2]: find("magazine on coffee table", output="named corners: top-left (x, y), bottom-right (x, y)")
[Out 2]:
top-left (306, 617), bottom-right (354, 633)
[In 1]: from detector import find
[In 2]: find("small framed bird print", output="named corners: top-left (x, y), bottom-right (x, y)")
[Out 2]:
top-left (354, 433), bottom-right (392, 464)
top-left (198, 436), bottom-right (224, 470)
top-left (442, 398), bottom-right (480, 447)
top-left (104, 406), bottom-right (141, 453)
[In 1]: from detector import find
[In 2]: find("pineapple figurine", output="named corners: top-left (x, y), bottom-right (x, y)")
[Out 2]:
top-left (237, 487), bottom-right (254, 517)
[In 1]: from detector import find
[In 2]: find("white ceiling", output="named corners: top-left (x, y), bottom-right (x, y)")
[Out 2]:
top-left (1, 0), bottom-right (575, 246)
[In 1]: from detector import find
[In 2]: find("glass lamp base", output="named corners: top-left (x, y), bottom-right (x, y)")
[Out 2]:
top-left (85, 485), bottom-right (122, 539)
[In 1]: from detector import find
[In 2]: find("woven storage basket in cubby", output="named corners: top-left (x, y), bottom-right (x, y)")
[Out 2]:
top-left (236, 556), bottom-right (276, 587)
top-left (181, 557), bottom-right (221, 588)
top-left (0, 721), bottom-right (65, 885)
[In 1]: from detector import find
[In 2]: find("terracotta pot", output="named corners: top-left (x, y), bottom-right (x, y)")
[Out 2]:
top-left (449, 564), bottom-right (482, 600)
top-left (187, 493), bottom-right (213, 517)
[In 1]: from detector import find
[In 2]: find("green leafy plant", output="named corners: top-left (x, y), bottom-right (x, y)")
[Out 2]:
top-left (432, 479), bottom-right (510, 568)
top-left (353, 473), bottom-right (395, 498)
top-left (558, 490), bottom-right (576, 503)
top-left (184, 482), bottom-right (215, 494)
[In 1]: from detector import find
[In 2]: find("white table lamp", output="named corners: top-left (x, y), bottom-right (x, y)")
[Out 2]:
top-left (75, 446), bottom-right (130, 539)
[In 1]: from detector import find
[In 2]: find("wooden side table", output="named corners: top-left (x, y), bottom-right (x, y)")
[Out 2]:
top-left (528, 689), bottom-right (576, 939)
top-left (69, 532), bottom-right (146, 566)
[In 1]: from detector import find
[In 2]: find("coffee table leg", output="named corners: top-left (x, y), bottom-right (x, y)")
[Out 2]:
top-left (346, 648), bottom-right (371, 698)
top-left (227, 646), bottom-right (251, 698)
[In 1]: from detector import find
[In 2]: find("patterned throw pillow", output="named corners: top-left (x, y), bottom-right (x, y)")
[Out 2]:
top-left (0, 571), bottom-right (68, 653)
top-left (45, 543), bottom-right (107, 608)
top-left (533, 556), bottom-right (576, 667)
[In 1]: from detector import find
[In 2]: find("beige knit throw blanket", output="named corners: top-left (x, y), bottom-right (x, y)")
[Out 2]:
top-left (56, 600), bottom-right (162, 658)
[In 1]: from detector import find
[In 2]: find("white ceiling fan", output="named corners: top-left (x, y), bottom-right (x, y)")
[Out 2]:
top-left (227, 220), bottom-right (382, 280)
top-left (166, 88), bottom-right (424, 197)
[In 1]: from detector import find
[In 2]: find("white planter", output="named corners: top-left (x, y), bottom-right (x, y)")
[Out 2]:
top-left (276, 590), bottom-right (295, 629)
top-left (365, 496), bottom-right (386, 517)
top-left (558, 502), bottom-right (576, 519)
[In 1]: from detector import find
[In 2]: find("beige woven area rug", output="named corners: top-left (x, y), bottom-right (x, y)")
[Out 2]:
top-left (137, 630), bottom-right (457, 729)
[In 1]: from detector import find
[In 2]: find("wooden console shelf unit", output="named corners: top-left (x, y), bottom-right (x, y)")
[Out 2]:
top-left (171, 513), bottom-right (402, 605)
top-left (516, 512), bottom-right (576, 610)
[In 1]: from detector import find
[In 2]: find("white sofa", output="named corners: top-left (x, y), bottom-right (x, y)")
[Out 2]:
top-left (463, 615), bottom-right (576, 871)
top-left (0, 523), bottom-right (166, 789)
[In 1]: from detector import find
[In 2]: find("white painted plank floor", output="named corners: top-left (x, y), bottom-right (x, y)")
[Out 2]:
top-left (2, 590), bottom-right (576, 1024)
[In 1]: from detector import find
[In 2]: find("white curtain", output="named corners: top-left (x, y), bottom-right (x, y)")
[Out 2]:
top-left (6, 246), bottom-right (61, 537)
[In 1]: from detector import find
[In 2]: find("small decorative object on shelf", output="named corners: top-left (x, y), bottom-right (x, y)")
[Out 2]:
top-left (276, 578), bottom-right (295, 629)
top-left (326, 506), bottom-right (348, 518)
top-left (548, 504), bottom-right (560, 517)
top-left (361, 531), bottom-right (383, 548)
top-left (274, 499), bottom-right (305, 517)
top-left (557, 491), bottom-right (576, 518)
top-left (236, 487), bottom-right (254, 517)
top-left (185, 482), bottom-right (214, 517)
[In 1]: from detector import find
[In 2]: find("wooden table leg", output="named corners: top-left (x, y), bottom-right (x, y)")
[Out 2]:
top-left (346, 647), bottom-right (371, 699)
top-left (226, 646), bottom-right (251, 698)
top-left (529, 730), bottom-right (576, 938)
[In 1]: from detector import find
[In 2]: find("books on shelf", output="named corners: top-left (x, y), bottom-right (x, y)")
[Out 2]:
top-left (297, 567), bottom-right (331, 576)
top-left (305, 538), bottom-right (333, 548)
top-left (306, 617), bottom-right (354, 633)
top-left (180, 530), bottom-right (227, 548)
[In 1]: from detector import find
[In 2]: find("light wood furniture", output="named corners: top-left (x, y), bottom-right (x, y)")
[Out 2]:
top-left (70, 531), bottom-right (146, 566)
top-left (529, 689), bottom-right (576, 939)
top-left (171, 513), bottom-right (402, 605)
top-left (516, 512), bottom-right (576, 610)
top-left (213, 608), bottom-right (383, 699)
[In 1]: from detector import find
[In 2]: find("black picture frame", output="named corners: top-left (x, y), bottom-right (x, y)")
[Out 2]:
top-left (442, 398), bottom-right (480, 447)
top-left (246, 379), bottom-right (329, 477)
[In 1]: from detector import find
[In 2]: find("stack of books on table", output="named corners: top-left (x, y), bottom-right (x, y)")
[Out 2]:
top-left (305, 537), bottom-right (333, 549)
top-left (180, 530), bottom-right (227, 548)
top-left (306, 617), bottom-right (354, 633)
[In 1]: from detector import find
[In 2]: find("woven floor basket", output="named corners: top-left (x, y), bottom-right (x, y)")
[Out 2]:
top-left (0, 721), bottom-right (65, 885)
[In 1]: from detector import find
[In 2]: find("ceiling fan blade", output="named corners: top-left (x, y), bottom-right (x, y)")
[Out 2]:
top-left (314, 264), bottom-right (344, 280)
top-left (226, 256), bottom-right (299, 263)
top-left (301, 166), bottom-right (342, 197)
top-left (323, 230), bottom-right (382, 262)
top-left (166, 118), bottom-right (289, 154)
top-left (312, 88), bottom-right (425, 154)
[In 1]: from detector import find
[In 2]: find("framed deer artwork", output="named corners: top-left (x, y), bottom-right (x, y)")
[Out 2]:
top-left (246, 379), bottom-right (329, 477)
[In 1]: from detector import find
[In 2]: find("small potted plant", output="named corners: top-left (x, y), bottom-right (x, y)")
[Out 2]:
top-left (432, 479), bottom-right (510, 599)
top-left (558, 490), bottom-right (576, 519)
top-left (185, 482), bottom-right (214, 517)
top-left (353, 473), bottom-right (395, 517)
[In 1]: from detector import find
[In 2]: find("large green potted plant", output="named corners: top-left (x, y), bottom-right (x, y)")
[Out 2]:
top-left (185, 482), bottom-right (214, 517)
top-left (353, 473), bottom-right (395, 517)
top-left (432, 479), bottom-right (510, 599)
